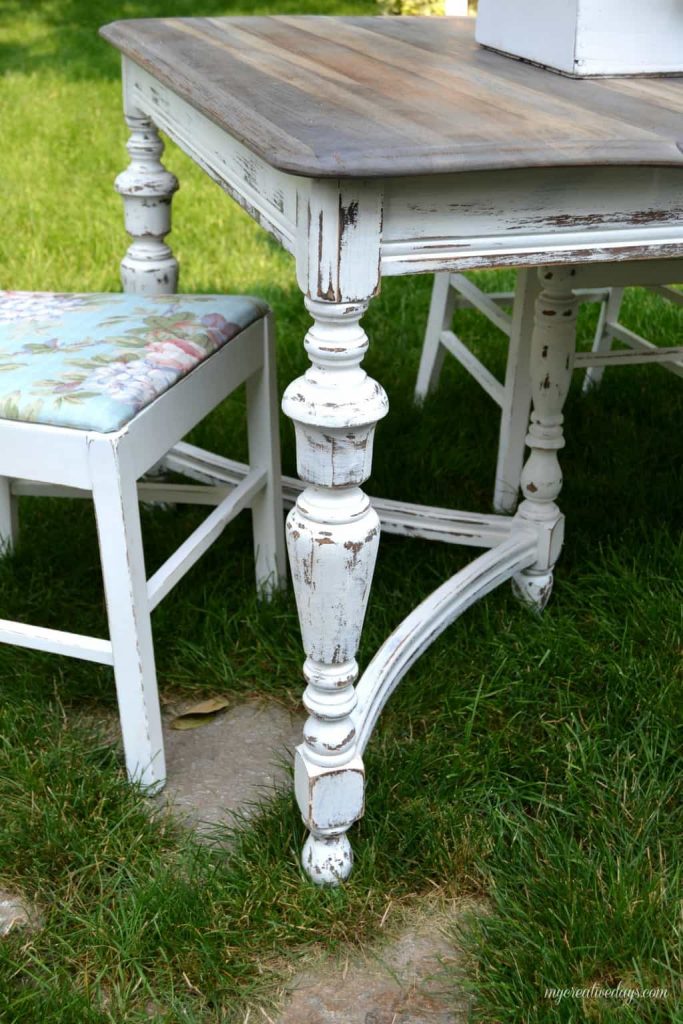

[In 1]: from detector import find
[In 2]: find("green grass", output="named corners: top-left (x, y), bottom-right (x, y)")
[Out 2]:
top-left (1, 2), bottom-right (682, 1021)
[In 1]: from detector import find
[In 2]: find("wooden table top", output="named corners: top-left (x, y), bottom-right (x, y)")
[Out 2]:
top-left (101, 15), bottom-right (683, 179)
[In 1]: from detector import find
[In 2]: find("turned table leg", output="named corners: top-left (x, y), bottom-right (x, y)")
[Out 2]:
top-left (513, 266), bottom-right (578, 610)
top-left (115, 111), bottom-right (179, 295)
top-left (283, 297), bottom-right (389, 884)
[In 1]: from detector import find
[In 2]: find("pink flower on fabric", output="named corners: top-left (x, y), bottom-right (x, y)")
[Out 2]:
top-left (145, 338), bottom-right (204, 371)
top-left (200, 313), bottom-right (239, 348)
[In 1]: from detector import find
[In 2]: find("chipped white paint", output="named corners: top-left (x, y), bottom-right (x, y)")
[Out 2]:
top-left (381, 167), bottom-right (683, 276)
top-left (283, 291), bottom-right (388, 883)
top-left (115, 109), bottom-right (179, 294)
top-left (0, 313), bottom-right (286, 791)
top-left (161, 442), bottom-right (518, 547)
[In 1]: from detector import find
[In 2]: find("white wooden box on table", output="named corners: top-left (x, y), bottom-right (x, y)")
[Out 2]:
top-left (476, 0), bottom-right (683, 76)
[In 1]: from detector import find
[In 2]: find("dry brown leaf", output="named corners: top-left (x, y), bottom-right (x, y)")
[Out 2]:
top-left (169, 696), bottom-right (230, 730)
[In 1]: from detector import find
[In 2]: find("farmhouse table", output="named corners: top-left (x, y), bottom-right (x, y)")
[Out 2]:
top-left (100, 15), bottom-right (683, 884)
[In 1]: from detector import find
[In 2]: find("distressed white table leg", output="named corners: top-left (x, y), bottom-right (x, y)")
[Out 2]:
top-left (115, 111), bottom-right (179, 295)
top-left (283, 297), bottom-right (389, 884)
top-left (512, 266), bottom-right (578, 610)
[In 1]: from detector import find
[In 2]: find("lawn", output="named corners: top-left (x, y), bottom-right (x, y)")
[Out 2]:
top-left (0, 1), bottom-right (681, 1021)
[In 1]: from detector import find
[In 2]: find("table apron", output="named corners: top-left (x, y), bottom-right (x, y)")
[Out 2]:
top-left (123, 59), bottom-right (683, 283)
top-left (381, 166), bottom-right (683, 275)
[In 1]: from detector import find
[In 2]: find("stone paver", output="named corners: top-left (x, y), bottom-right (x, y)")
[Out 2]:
top-left (275, 903), bottom-right (480, 1024)
top-left (159, 701), bottom-right (304, 834)
top-left (0, 892), bottom-right (42, 937)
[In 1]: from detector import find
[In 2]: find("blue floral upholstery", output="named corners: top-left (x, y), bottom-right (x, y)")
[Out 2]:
top-left (0, 292), bottom-right (269, 432)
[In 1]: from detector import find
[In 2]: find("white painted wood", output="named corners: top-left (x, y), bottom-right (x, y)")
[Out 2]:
top-left (512, 267), bottom-right (578, 611)
top-left (165, 444), bottom-right (517, 548)
top-left (89, 437), bottom-right (166, 790)
top-left (0, 477), bottom-right (18, 554)
top-left (11, 479), bottom-right (229, 506)
top-left (449, 273), bottom-right (513, 336)
top-left (476, 0), bottom-right (683, 77)
top-left (575, 343), bottom-right (683, 370)
top-left (296, 179), bottom-right (383, 303)
top-left (0, 620), bottom-right (113, 665)
top-left (440, 329), bottom-right (505, 407)
top-left (0, 296), bottom-right (285, 793)
top-left (353, 532), bottom-right (537, 755)
top-left (583, 290), bottom-right (683, 389)
top-left (0, 420), bottom-right (92, 489)
top-left (246, 314), bottom-right (288, 596)
top-left (419, 265), bottom-right (682, 509)
top-left (146, 468), bottom-right (266, 612)
top-left (115, 109), bottom-right (179, 294)
top-left (454, 287), bottom-right (609, 311)
top-left (381, 167), bottom-right (683, 276)
top-left (570, 261), bottom-right (683, 290)
top-left (648, 285), bottom-right (683, 307)
top-left (582, 285), bottom-right (624, 393)
top-left (415, 272), bottom-right (455, 401)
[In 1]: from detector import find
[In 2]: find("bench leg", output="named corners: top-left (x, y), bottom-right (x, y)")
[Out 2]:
top-left (90, 440), bottom-right (165, 791)
top-left (0, 477), bottom-right (18, 555)
top-left (246, 313), bottom-right (287, 597)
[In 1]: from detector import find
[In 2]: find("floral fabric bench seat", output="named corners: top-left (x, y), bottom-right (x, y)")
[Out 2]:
top-left (0, 291), bottom-right (269, 432)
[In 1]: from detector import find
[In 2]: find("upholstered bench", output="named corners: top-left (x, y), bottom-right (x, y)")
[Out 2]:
top-left (0, 291), bottom-right (286, 790)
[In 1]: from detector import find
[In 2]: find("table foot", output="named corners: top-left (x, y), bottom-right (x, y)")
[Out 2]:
top-left (511, 569), bottom-right (554, 611)
top-left (301, 833), bottom-right (353, 885)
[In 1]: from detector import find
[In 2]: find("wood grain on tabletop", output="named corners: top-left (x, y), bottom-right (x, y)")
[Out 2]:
top-left (100, 16), bottom-right (683, 178)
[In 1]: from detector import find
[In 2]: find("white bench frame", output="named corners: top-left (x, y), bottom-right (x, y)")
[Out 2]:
top-left (0, 313), bottom-right (286, 790)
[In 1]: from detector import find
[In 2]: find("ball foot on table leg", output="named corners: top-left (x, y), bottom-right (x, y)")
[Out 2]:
top-left (512, 568), bottom-right (554, 612)
top-left (302, 832), bottom-right (353, 886)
